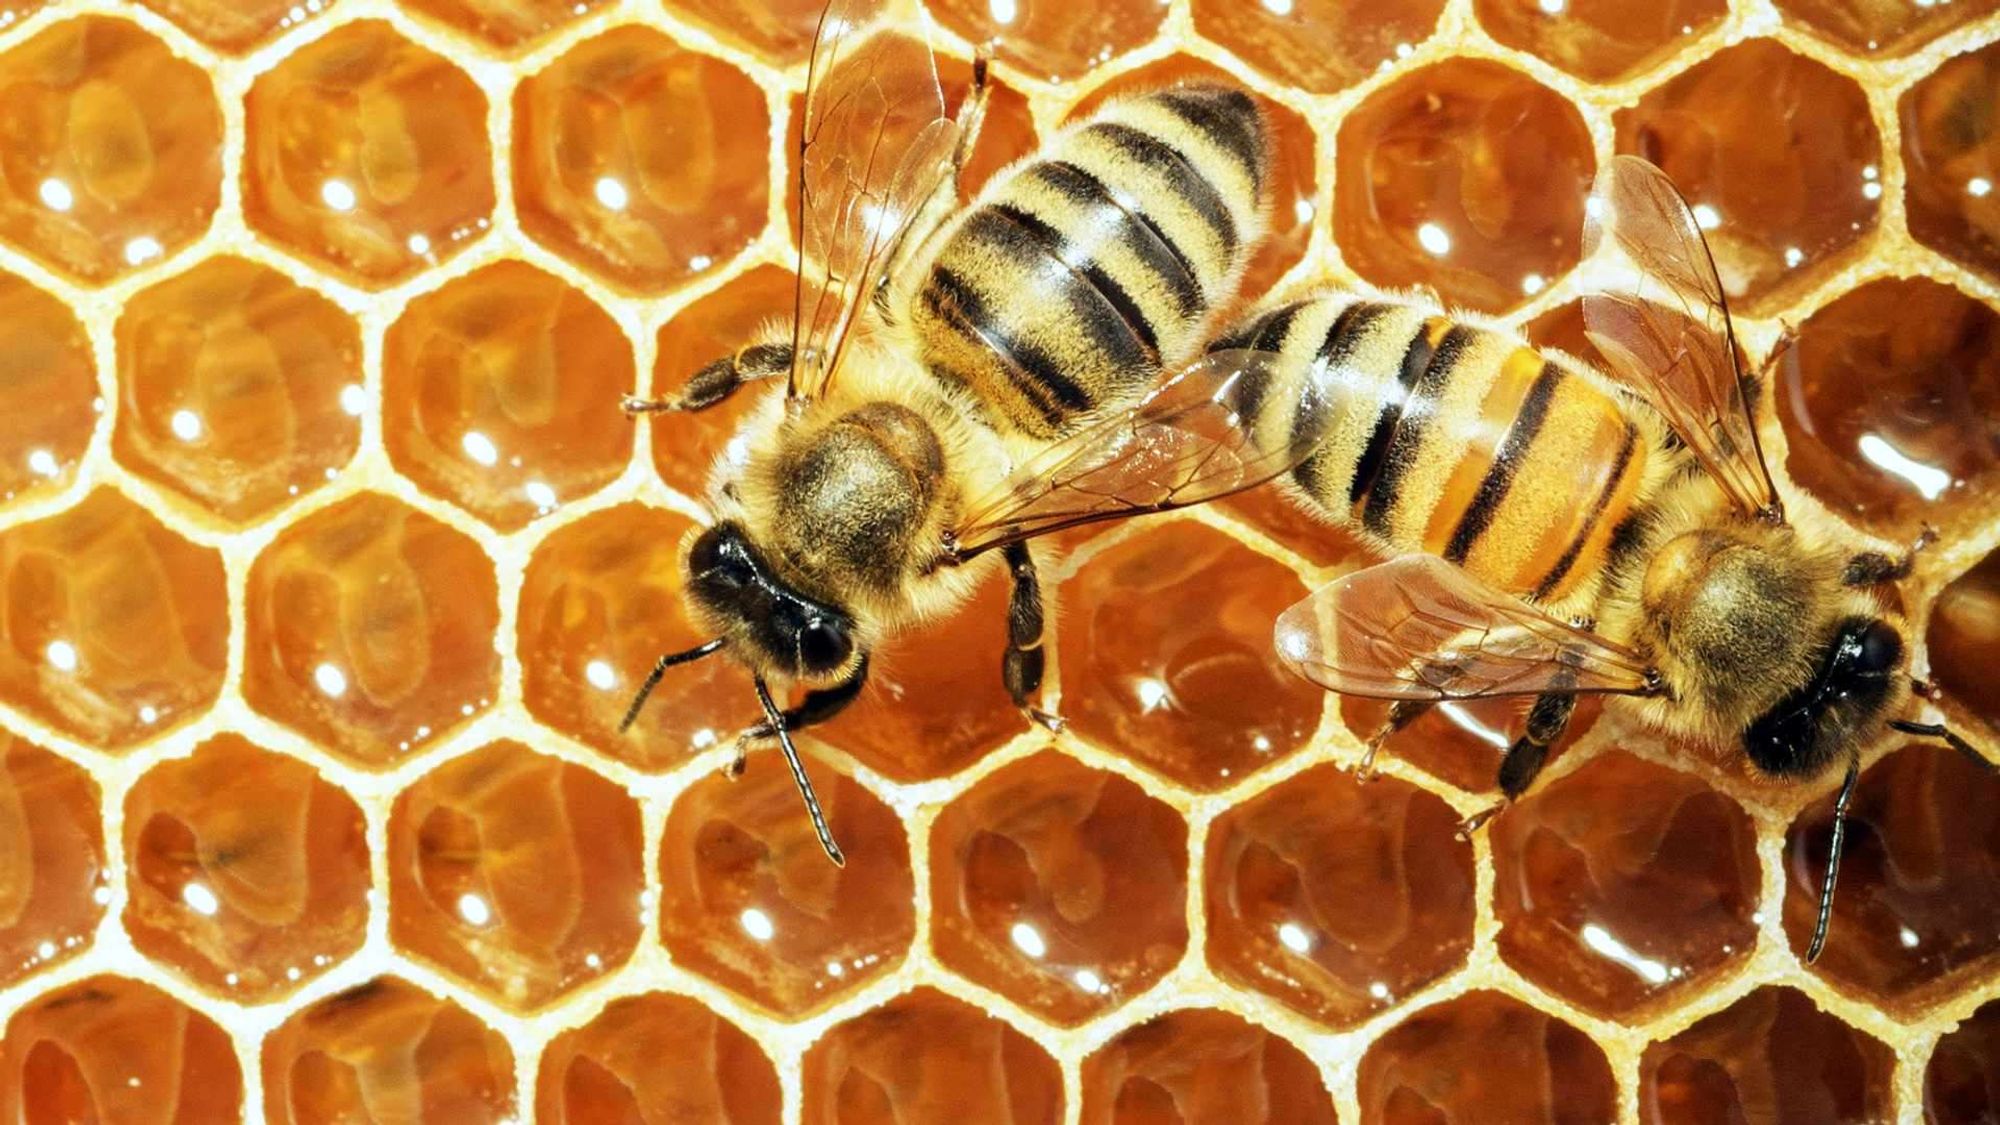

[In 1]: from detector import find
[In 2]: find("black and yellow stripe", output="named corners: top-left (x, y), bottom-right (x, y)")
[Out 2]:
top-left (911, 85), bottom-right (1270, 438)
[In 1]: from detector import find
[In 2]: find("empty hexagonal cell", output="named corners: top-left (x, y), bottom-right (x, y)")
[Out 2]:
top-left (926, 0), bottom-right (1163, 81)
top-left (1336, 59), bottom-right (1593, 314)
top-left (1777, 0), bottom-right (1999, 58)
top-left (401, 0), bottom-right (609, 50)
top-left (1079, 1008), bottom-right (1334, 1124)
top-left (1639, 987), bottom-right (1893, 1124)
top-left (0, 734), bottom-right (105, 988)
top-left (1206, 763), bottom-right (1473, 1029)
top-left (660, 0), bottom-right (823, 64)
top-left (244, 21), bottom-right (494, 286)
top-left (1784, 741), bottom-right (2000, 1011)
top-left (0, 976), bottom-right (242, 1122)
top-left (1473, 0), bottom-right (1725, 83)
top-left (1341, 693), bottom-right (1601, 796)
top-left (136, 0), bottom-right (332, 52)
top-left (244, 492), bottom-right (499, 767)
top-left (0, 18), bottom-right (221, 285)
top-left (261, 976), bottom-right (516, 1125)
top-left (1194, 0), bottom-right (1443, 93)
top-left (520, 503), bottom-right (755, 770)
top-left (0, 487), bottom-right (226, 749)
top-left (515, 28), bottom-right (769, 293)
top-left (113, 256), bottom-right (363, 523)
top-left (1927, 999), bottom-right (2000, 1123)
top-left (1063, 56), bottom-right (1317, 298)
top-left (1491, 750), bottom-right (1759, 1021)
top-left (1358, 991), bottom-right (1615, 1123)
top-left (122, 733), bottom-right (368, 1001)
top-left (382, 262), bottom-right (634, 529)
top-left (535, 992), bottom-right (782, 1124)
top-left (929, 750), bottom-right (1188, 1025)
top-left (1614, 40), bottom-right (1879, 315)
top-left (0, 272), bottom-right (95, 506)
top-left (1903, 41), bottom-right (2000, 284)
top-left (1930, 548), bottom-right (2000, 734)
top-left (389, 739), bottom-right (643, 1011)
top-left (1775, 279), bottom-right (2000, 538)
top-left (801, 987), bottom-right (1063, 1121)
top-left (1059, 521), bottom-right (1320, 792)
top-left (659, 758), bottom-right (913, 1017)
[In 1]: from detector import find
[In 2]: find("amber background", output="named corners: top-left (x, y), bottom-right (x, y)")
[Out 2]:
top-left (0, 0), bottom-right (1996, 1121)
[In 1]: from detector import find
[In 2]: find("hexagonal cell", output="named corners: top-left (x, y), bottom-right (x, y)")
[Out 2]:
top-left (0, 734), bottom-right (105, 988)
top-left (136, 0), bottom-right (331, 51)
top-left (1639, 987), bottom-right (1893, 1123)
top-left (113, 256), bottom-right (363, 523)
top-left (515, 28), bottom-right (769, 294)
top-left (1336, 58), bottom-right (1594, 314)
top-left (382, 261), bottom-right (634, 530)
top-left (1777, 0), bottom-right (1999, 58)
top-left (243, 21), bottom-right (494, 287)
top-left (1194, 0), bottom-right (1444, 94)
top-left (0, 18), bottom-right (221, 285)
top-left (1491, 750), bottom-right (1759, 1021)
top-left (1206, 763), bottom-right (1473, 1029)
top-left (1927, 999), bottom-right (2000, 1123)
top-left (1774, 279), bottom-right (2000, 538)
top-left (1059, 520), bottom-right (1320, 792)
top-left (122, 733), bottom-right (368, 1001)
top-left (1784, 741), bottom-right (2000, 1011)
top-left (261, 976), bottom-right (516, 1125)
top-left (0, 487), bottom-right (226, 749)
top-left (1341, 693), bottom-right (1602, 797)
top-left (801, 987), bottom-right (1063, 1121)
top-left (535, 992), bottom-right (782, 1124)
top-left (389, 739), bottom-right (643, 1011)
top-left (1473, 0), bottom-right (1725, 83)
top-left (925, 0), bottom-right (1164, 82)
top-left (929, 749), bottom-right (1188, 1026)
top-left (1357, 991), bottom-right (1615, 1122)
top-left (659, 757), bottom-right (914, 1017)
top-left (0, 272), bottom-right (95, 506)
top-left (520, 503), bottom-right (755, 770)
top-left (1902, 41), bottom-right (2000, 285)
top-left (1063, 55), bottom-right (1318, 298)
top-left (0, 976), bottom-right (242, 1122)
top-left (661, 0), bottom-right (822, 65)
top-left (1080, 1008), bottom-right (1334, 1123)
top-left (243, 492), bottom-right (499, 767)
top-left (1614, 40), bottom-right (1880, 315)
top-left (1930, 548), bottom-right (2000, 734)
top-left (400, 0), bottom-right (610, 51)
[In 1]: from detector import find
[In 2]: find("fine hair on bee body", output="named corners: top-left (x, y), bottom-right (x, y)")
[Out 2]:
top-left (618, 0), bottom-right (1305, 864)
top-left (1256, 154), bottom-right (1993, 962)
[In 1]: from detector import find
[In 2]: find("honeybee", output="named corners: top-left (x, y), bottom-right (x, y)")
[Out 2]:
top-left (618, 0), bottom-right (1308, 863)
top-left (1241, 155), bottom-right (1991, 961)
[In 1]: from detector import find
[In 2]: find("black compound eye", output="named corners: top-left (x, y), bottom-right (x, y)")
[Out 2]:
top-left (688, 527), bottom-right (753, 590)
top-left (1853, 619), bottom-right (1902, 677)
top-left (799, 616), bottom-right (852, 673)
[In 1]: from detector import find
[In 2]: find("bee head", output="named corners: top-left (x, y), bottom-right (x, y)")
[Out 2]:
top-left (1742, 615), bottom-right (1906, 778)
top-left (683, 521), bottom-right (861, 683)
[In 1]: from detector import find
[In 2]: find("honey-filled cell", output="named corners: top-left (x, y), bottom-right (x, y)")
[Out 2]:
top-left (1903, 40), bottom-right (2000, 284)
top-left (0, 975), bottom-right (243, 1123)
top-left (1473, 0), bottom-right (1725, 83)
top-left (924, 0), bottom-right (1164, 82)
top-left (1639, 986), bottom-right (1894, 1124)
top-left (1776, 0), bottom-right (2000, 59)
top-left (1929, 548), bottom-right (2000, 734)
top-left (1356, 990), bottom-right (1615, 1123)
top-left (1927, 999), bottom-right (2000, 1124)
top-left (1193, 0), bottom-right (1444, 94)
top-left (536, 992), bottom-right (782, 1125)
top-left (1078, 1008), bottom-right (1336, 1125)
top-left (0, 734), bottom-right (106, 989)
top-left (800, 987), bottom-right (1063, 1123)
top-left (0, 273), bottom-right (96, 507)
top-left (400, 0), bottom-right (610, 51)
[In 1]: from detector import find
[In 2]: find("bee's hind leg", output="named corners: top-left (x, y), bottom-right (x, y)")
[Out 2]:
top-left (1359, 699), bottom-right (1433, 780)
top-left (1001, 542), bottom-right (1063, 733)
top-left (622, 342), bottom-right (794, 416)
top-left (1458, 692), bottom-right (1576, 839)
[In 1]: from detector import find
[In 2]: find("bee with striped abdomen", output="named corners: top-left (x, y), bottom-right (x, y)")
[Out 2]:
top-left (618, 0), bottom-right (1311, 863)
top-left (1241, 155), bottom-right (1992, 961)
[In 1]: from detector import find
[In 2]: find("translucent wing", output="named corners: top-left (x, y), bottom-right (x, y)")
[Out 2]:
top-left (1581, 154), bottom-right (1782, 521)
top-left (790, 0), bottom-right (959, 403)
top-left (1274, 555), bottom-right (1661, 701)
top-left (947, 349), bottom-right (1312, 559)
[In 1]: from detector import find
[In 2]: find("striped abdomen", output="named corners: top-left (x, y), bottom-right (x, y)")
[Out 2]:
top-left (911, 85), bottom-right (1268, 439)
top-left (1213, 296), bottom-right (1658, 604)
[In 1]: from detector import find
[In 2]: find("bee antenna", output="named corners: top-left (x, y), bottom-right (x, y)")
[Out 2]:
top-left (1806, 750), bottom-right (1861, 964)
top-left (1887, 718), bottom-right (1997, 775)
top-left (752, 675), bottom-right (846, 867)
top-left (618, 638), bottom-right (727, 733)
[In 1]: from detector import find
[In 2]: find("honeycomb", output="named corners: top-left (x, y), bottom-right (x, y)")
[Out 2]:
top-left (0, 0), bottom-right (1995, 1120)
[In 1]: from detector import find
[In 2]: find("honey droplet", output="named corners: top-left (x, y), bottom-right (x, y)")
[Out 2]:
top-left (800, 987), bottom-right (1063, 1122)
top-left (1193, 0), bottom-right (1443, 94)
top-left (401, 0), bottom-right (611, 50)
top-left (536, 992), bottom-right (782, 1124)
top-left (1776, 0), bottom-right (2000, 58)
top-left (1473, 0), bottom-right (1724, 83)
top-left (1928, 548), bottom-right (2000, 735)
top-left (1902, 40), bottom-right (2000, 285)
top-left (925, 0), bottom-right (1164, 82)
top-left (1079, 1008), bottom-right (1336, 1124)
top-left (1, 976), bottom-right (242, 1122)
top-left (1357, 990), bottom-right (1615, 1123)
top-left (0, 273), bottom-right (95, 507)
top-left (1640, 986), bottom-right (1893, 1123)
top-left (1926, 999), bottom-right (2000, 1123)
top-left (0, 734), bottom-right (105, 989)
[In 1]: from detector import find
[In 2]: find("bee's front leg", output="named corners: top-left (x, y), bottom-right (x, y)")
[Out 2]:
top-left (623, 342), bottom-right (795, 416)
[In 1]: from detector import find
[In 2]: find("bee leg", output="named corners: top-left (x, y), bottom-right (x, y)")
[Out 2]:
top-left (737, 656), bottom-right (872, 753)
top-left (1002, 542), bottom-right (1063, 733)
top-left (1360, 700), bottom-right (1433, 781)
top-left (1458, 693), bottom-right (1576, 839)
top-left (621, 342), bottom-right (794, 416)
top-left (1842, 526), bottom-right (1939, 587)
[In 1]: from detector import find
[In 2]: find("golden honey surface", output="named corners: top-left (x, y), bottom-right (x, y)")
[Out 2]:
top-left (0, 0), bottom-right (1994, 1122)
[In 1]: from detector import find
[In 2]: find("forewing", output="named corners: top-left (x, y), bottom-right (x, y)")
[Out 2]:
top-left (1273, 556), bottom-right (1660, 701)
top-left (1580, 154), bottom-right (1782, 520)
top-left (948, 349), bottom-right (1317, 559)
top-left (791, 0), bottom-right (958, 402)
